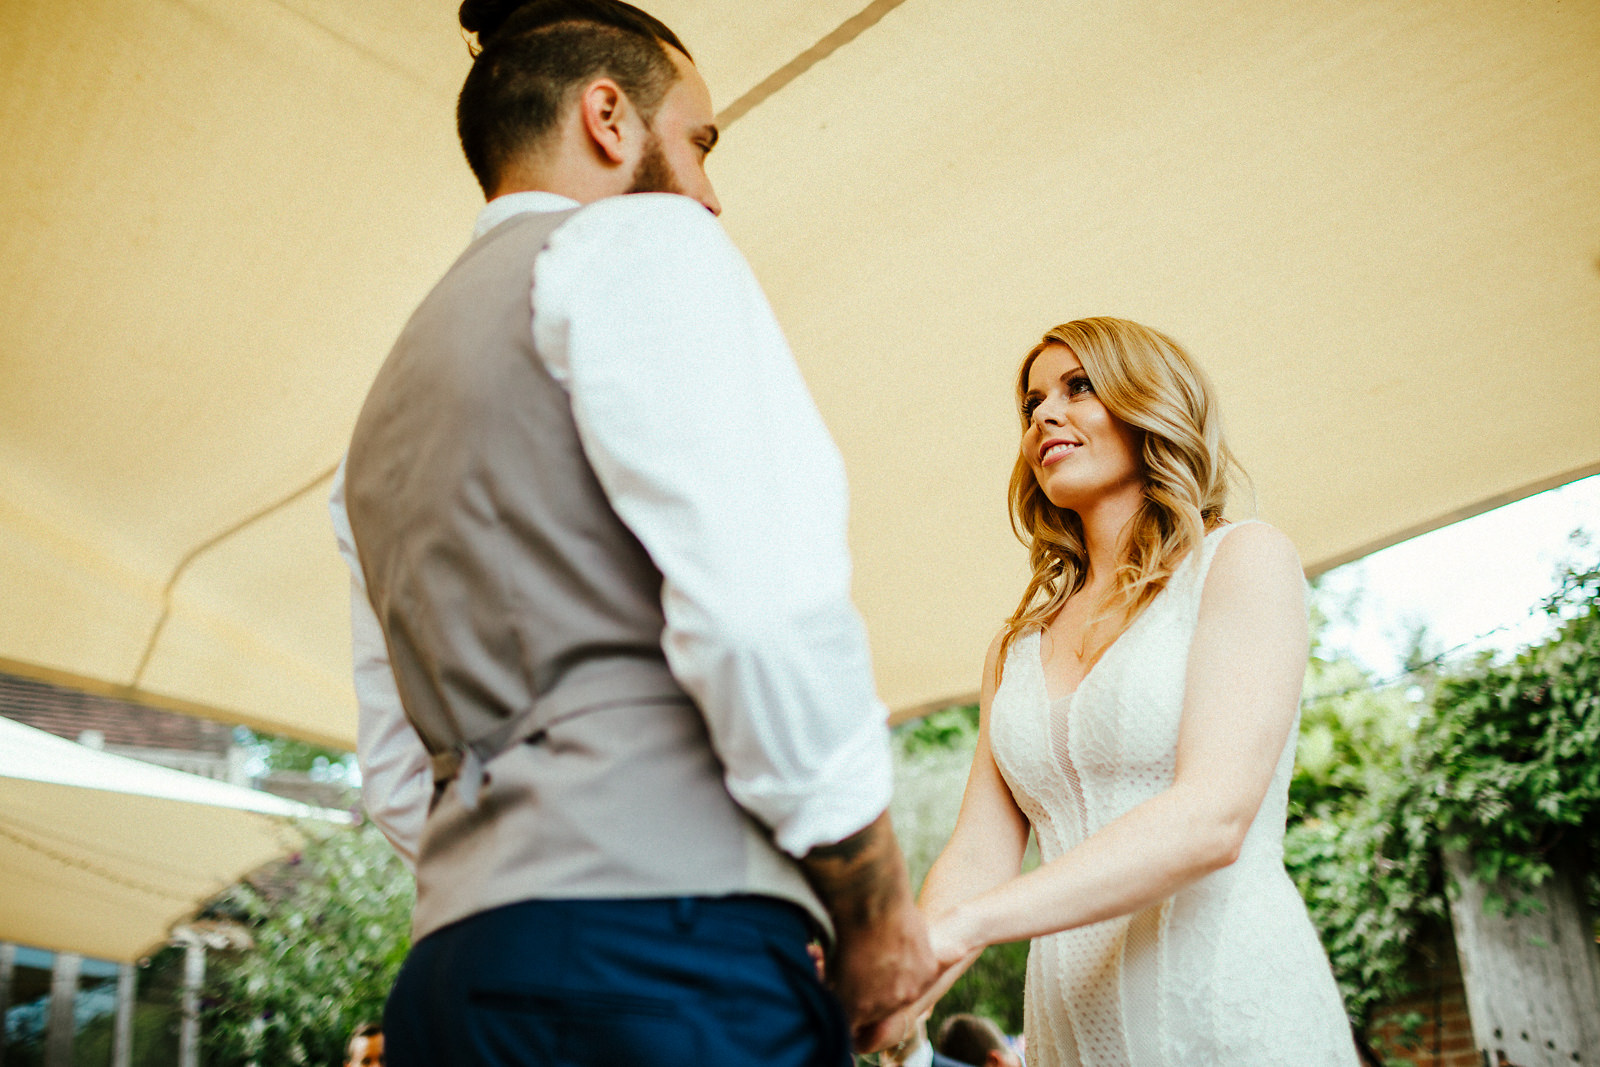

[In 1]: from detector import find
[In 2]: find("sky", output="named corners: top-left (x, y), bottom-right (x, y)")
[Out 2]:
top-left (1315, 472), bottom-right (1600, 679)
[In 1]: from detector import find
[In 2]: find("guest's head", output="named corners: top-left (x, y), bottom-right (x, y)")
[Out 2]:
top-left (1000, 317), bottom-right (1238, 673)
top-left (345, 1022), bottom-right (384, 1067)
top-left (935, 1012), bottom-right (1023, 1067)
top-left (455, 0), bottom-right (719, 212)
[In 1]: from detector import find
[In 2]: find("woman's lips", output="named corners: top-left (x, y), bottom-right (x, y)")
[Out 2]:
top-left (1039, 440), bottom-right (1079, 466)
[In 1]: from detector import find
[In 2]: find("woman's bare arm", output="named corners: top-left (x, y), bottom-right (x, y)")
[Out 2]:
top-left (919, 631), bottom-right (1033, 919)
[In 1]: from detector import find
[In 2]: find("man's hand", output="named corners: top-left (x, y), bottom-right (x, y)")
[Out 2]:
top-left (858, 907), bottom-right (987, 1054)
top-left (800, 812), bottom-right (938, 1050)
top-left (872, 1012), bottom-right (930, 1066)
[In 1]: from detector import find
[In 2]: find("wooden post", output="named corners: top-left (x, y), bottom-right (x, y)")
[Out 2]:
top-left (46, 951), bottom-right (81, 1067)
top-left (113, 961), bottom-right (138, 1067)
top-left (179, 940), bottom-right (205, 1067)
top-left (1445, 849), bottom-right (1600, 1065)
top-left (0, 942), bottom-right (15, 1064)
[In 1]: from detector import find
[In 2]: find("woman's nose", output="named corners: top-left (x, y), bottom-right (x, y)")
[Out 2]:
top-left (1034, 398), bottom-right (1066, 426)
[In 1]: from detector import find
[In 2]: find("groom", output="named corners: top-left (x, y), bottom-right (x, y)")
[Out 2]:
top-left (334, 1), bottom-right (936, 1063)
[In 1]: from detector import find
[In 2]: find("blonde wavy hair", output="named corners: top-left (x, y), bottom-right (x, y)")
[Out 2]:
top-left (997, 317), bottom-right (1242, 682)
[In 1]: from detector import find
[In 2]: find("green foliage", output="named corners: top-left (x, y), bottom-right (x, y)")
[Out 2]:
top-left (73, 1001), bottom-right (181, 1067)
top-left (236, 727), bottom-right (357, 779)
top-left (1394, 552), bottom-right (1600, 910)
top-left (898, 704), bottom-right (980, 758)
top-left (1283, 785), bottom-right (1442, 1033)
top-left (890, 704), bottom-right (1031, 1039)
top-left (1285, 639), bottom-right (1438, 1030)
top-left (926, 940), bottom-right (1029, 1037)
top-left (890, 705), bottom-right (986, 884)
top-left (201, 820), bottom-right (413, 1067)
top-left (1284, 543), bottom-right (1600, 1043)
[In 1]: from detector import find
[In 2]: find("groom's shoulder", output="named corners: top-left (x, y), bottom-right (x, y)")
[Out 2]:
top-left (561, 192), bottom-right (725, 247)
top-left (547, 192), bottom-right (746, 291)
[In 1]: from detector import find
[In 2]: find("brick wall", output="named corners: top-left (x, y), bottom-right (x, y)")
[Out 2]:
top-left (0, 672), bottom-right (234, 754)
top-left (1364, 934), bottom-right (1479, 1067)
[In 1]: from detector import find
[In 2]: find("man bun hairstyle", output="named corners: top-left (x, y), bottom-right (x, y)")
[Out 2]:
top-left (456, 0), bottom-right (691, 196)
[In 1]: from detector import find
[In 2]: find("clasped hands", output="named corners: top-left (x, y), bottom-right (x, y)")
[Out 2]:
top-left (829, 901), bottom-right (980, 1055)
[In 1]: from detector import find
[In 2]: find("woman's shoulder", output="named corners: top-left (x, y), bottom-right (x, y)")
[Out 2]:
top-left (1201, 521), bottom-right (1306, 600)
top-left (982, 624), bottom-right (1014, 680)
top-left (981, 623), bottom-right (1036, 699)
top-left (1209, 519), bottom-right (1299, 555)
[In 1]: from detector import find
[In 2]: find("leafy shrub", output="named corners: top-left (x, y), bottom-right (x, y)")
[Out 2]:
top-left (201, 820), bottom-right (413, 1067)
top-left (1286, 545), bottom-right (1600, 1042)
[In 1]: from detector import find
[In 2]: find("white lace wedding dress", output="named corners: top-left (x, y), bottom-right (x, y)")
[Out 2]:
top-left (988, 524), bottom-right (1359, 1066)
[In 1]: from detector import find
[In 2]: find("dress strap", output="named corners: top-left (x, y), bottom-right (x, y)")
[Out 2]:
top-left (1183, 520), bottom-right (1267, 601)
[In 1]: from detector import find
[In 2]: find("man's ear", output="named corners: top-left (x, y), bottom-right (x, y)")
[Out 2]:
top-left (984, 1052), bottom-right (1009, 1067)
top-left (577, 78), bottom-right (631, 165)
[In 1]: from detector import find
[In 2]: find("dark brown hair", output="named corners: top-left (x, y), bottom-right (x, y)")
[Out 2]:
top-left (935, 1013), bottom-right (1009, 1065)
top-left (456, 1), bottom-right (691, 196)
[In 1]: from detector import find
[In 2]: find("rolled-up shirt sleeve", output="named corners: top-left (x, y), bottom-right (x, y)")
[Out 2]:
top-left (532, 193), bottom-right (893, 857)
top-left (328, 459), bottom-right (430, 870)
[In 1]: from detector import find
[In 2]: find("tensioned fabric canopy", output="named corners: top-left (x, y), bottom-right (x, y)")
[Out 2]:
top-left (0, 717), bottom-right (340, 963)
top-left (1, 1), bottom-right (1596, 747)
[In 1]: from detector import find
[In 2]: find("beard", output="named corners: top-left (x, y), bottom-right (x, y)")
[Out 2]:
top-left (624, 132), bottom-right (684, 197)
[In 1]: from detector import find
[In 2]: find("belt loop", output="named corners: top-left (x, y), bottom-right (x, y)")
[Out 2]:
top-left (672, 897), bottom-right (697, 931)
top-left (456, 747), bottom-right (487, 810)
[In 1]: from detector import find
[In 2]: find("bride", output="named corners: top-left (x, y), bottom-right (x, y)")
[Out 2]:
top-left (901, 318), bottom-right (1358, 1065)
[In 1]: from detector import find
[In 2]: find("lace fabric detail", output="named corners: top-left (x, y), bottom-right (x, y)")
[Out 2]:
top-left (989, 524), bottom-right (1359, 1067)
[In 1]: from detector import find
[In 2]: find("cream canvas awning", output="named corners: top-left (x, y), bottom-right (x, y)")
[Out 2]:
top-left (1, 0), bottom-right (1596, 745)
top-left (0, 717), bottom-right (341, 963)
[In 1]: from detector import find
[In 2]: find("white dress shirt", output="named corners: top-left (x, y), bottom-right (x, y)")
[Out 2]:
top-left (331, 190), bottom-right (893, 867)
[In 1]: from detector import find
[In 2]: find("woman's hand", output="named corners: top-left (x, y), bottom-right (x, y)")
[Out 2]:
top-left (857, 1006), bottom-right (926, 1057)
top-left (928, 905), bottom-right (981, 971)
top-left (861, 1010), bottom-right (926, 1061)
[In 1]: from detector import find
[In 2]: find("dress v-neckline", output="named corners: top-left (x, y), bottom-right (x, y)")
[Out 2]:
top-left (1032, 525), bottom-right (1231, 705)
top-left (1036, 626), bottom-right (1108, 707)
top-left (1034, 566), bottom-right (1178, 704)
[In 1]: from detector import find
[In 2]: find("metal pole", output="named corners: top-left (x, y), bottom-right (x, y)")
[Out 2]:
top-left (113, 961), bottom-right (138, 1067)
top-left (179, 941), bottom-right (205, 1067)
top-left (46, 952), bottom-right (81, 1067)
top-left (0, 942), bottom-right (15, 1064)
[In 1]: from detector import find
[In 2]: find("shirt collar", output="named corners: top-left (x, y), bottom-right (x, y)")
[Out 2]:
top-left (473, 191), bottom-right (583, 239)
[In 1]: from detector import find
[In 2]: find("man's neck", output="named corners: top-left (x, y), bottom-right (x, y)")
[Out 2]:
top-left (489, 161), bottom-right (622, 205)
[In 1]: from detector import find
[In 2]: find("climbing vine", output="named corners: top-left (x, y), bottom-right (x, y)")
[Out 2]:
top-left (1285, 543), bottom-right (1600, 1039)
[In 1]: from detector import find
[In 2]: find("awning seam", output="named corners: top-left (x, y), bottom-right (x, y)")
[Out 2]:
top-left (130, 462), bottom-right (340, 691)
top-left (716, 0), bottom-right (915, 127)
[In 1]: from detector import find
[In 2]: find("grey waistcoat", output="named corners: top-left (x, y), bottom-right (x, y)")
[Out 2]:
top-left (344, 208), bottom-right (826, 941)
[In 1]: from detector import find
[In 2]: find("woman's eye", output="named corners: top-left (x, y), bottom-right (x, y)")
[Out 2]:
top-left (1069, 376), bottom-right (1094, 396)
top-left (1022, 398), bottom-right (1042, 418)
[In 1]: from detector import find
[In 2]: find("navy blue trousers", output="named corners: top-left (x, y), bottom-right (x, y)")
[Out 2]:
top-left (384, 896), bottom-right (851, 1067)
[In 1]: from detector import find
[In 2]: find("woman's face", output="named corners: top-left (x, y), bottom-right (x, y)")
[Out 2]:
top-left (1021, 344), bottom-right (1145, 512)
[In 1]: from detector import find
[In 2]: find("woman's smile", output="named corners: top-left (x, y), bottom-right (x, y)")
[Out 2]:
top-left (1038, 438), bottom-right (1080, 466)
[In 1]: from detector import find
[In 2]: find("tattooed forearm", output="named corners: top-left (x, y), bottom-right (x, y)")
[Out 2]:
top-left (801, 811), bottom-right (912, 930)
top-left (799, 810), bottom-right (938, 1046)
